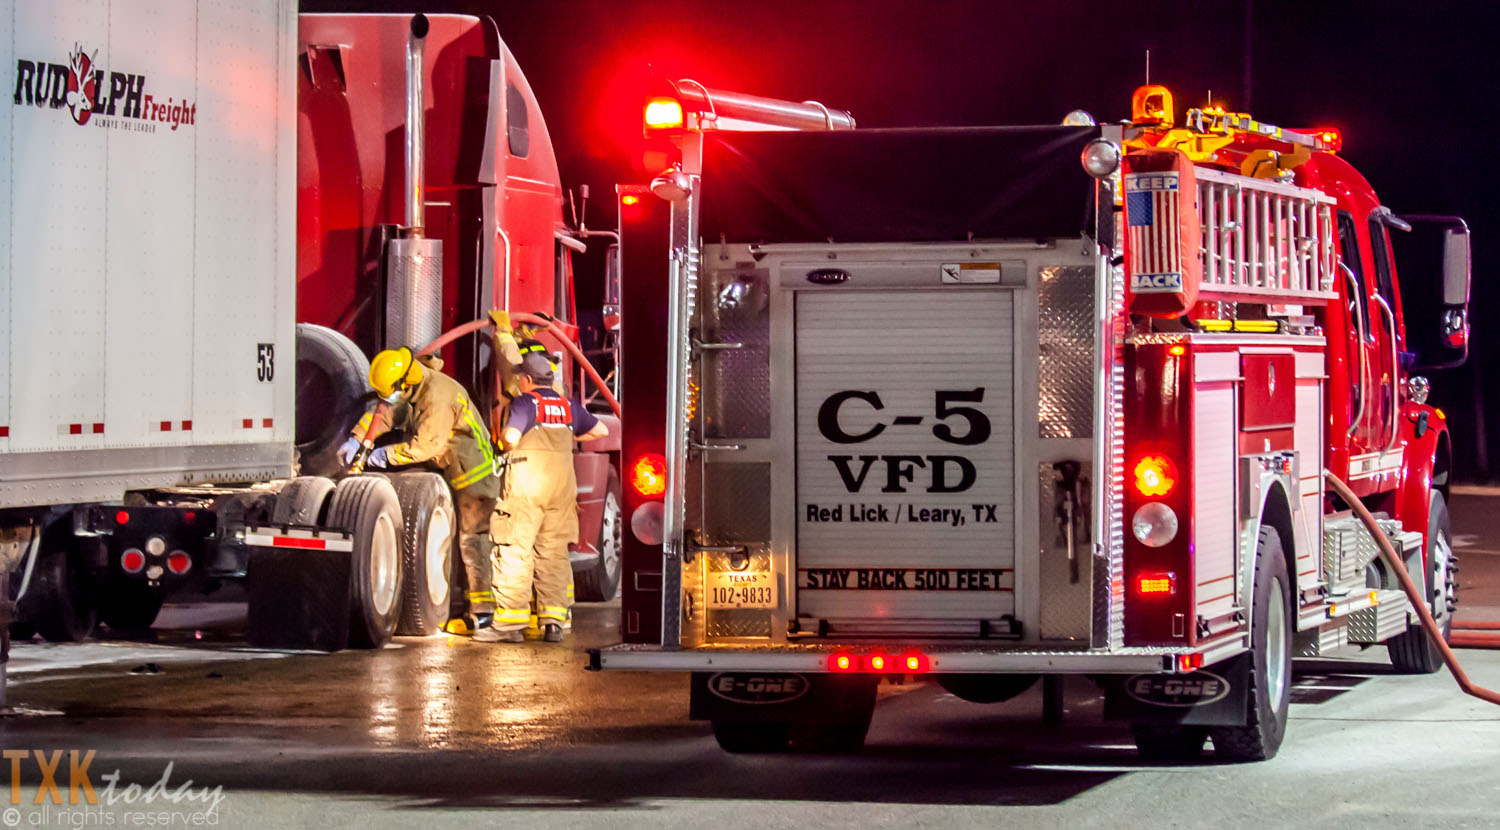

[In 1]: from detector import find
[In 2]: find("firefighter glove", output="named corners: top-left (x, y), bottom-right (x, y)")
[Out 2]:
top-left (365, 446), bottom-right (391, 469)
top-left (336, 436), bottom-right (362, 465)
top-left (489, 309), bottom-right (513, 338)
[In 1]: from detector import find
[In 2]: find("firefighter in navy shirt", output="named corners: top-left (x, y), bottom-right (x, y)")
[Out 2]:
top-left (488, 351), bottom-right (608, 642)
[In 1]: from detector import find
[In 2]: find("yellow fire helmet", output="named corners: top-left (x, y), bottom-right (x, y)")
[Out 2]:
top-left (369, 347), bottom-right (424, 401)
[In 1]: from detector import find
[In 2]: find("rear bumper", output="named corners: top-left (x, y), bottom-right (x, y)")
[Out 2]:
top-left (589, 636), bottom-right (1246, 674)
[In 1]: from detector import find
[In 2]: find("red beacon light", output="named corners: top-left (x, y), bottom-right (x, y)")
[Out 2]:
top-left (1312, 127), bottom-right (1343, 152)
top-left (621, 193), bottom-right (640, 206)
top-left (644, 97), bottom-right (685, 131)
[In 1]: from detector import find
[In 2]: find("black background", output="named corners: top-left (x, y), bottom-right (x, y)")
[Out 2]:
top-left (303, 0), bottom-right (1500, 480)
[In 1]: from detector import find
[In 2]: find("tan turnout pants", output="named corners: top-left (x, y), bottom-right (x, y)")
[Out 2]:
top-left (490, 450), bottom-right (578, 631)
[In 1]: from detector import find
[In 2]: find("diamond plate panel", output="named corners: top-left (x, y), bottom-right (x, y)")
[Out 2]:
top-left (701, 463), bottom-right (771, 544)
top-left (1038, 265), bottom-right (1095, 439)
top-left (384, 238), bottom-right (443, 350)
top-left (704, 269), bottom-right (771, 439)
top-left (1347, 602), bottom-right (1409, 644)
top-left (1040, 463), bottom-right (1093, 640)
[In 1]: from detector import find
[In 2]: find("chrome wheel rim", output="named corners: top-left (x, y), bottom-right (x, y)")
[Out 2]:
top-left (601, 491), bottom-right (622, 585)
top-left (370, 512), bottom-right (399, 617)
top-left (1432, 531), bottom-right (1456, 632)
top-left (425, 506), bottom-right (453, 608)
top-left (1266, 577), bottom-right (1290, 707)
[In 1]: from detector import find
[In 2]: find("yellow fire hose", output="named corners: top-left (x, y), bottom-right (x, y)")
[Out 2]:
top-left (1325, 471), bottom-right (1500, 705)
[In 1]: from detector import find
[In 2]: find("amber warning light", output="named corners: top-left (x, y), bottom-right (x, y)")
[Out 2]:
top-left (644, 97), bottom-right (684, 130)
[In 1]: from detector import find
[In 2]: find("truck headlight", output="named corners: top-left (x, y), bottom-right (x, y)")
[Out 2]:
top-left (1081, 138), bottom-right (1121, 178)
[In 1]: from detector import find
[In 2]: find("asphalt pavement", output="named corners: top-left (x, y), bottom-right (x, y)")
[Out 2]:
top-left (1, 493), bottom-right (1498, 829)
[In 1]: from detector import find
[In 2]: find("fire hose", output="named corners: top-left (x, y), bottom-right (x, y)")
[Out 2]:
top-left (1325, 470), bottom-right (1500, 706)
top-left (347, 311), bottom-right (620, 474)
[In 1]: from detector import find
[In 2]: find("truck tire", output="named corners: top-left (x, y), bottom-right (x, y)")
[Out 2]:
top-left (1388, 490), bottom-right (1455, 674)
top-left (326, 475), bottom-right (404, 648)
top-left (711, 721), bottom-right (790, 754)
top-left (272, 476), bottom-right (337, 526)
top-left (788, 677), bottom-right (879, 753)
top-left (294, 323), bottom-right (371, 478)
top-left (1131, 724), bottom-right (1208, 762)
top-left (389, 472), bottom-right (454, 636)
top-left (574, 470), bottom-right (622, 602)
top-left (1210, 527), bottom-right (1292, 762)
top-left (99, 582), bottom-right (164, 633)
top-left (937, 673), bottom-right (1038, 704)
top-left (27, 551), bottom-right (97, 642)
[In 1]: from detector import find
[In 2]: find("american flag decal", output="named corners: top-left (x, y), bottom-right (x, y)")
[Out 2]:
top-left (1125, 172), bottom-right (1183, 293)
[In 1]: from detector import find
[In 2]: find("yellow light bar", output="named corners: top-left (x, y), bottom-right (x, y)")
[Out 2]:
top-left (1193, 319), bottom-right (1281, 333)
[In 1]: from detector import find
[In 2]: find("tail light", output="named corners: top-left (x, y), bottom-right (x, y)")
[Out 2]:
top-left (629, 453), bottom-right (668, 498)
top-left (1136, 571), bottom-right (1177, 596)
top-left (166, 551), bottom-right (191, 575)
top-left (644, 97), bottom-right (684, 131)
top-left (1132, 455), bottom-right (1178, 497)
top-left (121, 549), bottom-right (145, 574)
top-left (829, 652), bottom-right (855, 672)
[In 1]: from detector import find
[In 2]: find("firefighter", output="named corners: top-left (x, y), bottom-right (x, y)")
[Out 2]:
top-left (490, 309), bottom-right (565, 402)
top-left (337, 347), bottom-right (504, 639)
top-left (489, 351), bottom-right (608, 643)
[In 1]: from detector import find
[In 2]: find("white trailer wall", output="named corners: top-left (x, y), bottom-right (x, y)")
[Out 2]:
top-left (1, 0), bottom-right (297, 507)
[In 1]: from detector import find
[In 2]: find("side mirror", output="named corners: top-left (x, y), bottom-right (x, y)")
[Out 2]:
top-left (1392, 214), bottom-right (1471, 370)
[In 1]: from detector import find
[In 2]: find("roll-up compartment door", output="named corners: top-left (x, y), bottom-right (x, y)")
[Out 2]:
top-left (794, 289), bottom-right (1016, 635)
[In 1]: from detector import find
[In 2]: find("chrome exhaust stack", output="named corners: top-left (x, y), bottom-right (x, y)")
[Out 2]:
top-left (384, 13), bottom-right (442, 350)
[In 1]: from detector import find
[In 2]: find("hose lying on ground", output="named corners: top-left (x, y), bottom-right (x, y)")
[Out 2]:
top-left (349, 311), bottom-right (620, 474)
top-left (1325, 470), bottom-right (1500, 706)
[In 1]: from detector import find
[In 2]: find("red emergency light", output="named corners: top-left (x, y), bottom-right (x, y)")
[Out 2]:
top-left (1136, 572), bottom-right (1177, 596)
top-left (621, 194), bottom-right (640, 206)
top-left (629, 453), bottom-right (668, 498)
top-left (644, 97), bottom-right (684, 131)
top-left (1132, 455), bottom-right (1178, 497)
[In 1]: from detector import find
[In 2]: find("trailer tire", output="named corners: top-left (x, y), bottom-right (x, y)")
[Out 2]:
top-left (1388, 490), bottom-right (1454, 674)
top-left (574, 471), bottom-right (622, 602)
top-left (1131, 724), bottom-right (1208, 762)
top-left (389, 472), bottom-right (454, 636)
top-left (272, 476), bottom-right (337, 526)
top-left (1210, 527), bottom-right (1292, 762)
top-left (27, 551), bottom-right (97, 643)
top-left (711, 721), bottom-right (791, 754)
top-left (788, 677), bottom-right (878, 753)
top-left (326, 475), bottom-right (404, 648)
top-left (294, 323), bottom-right (371, 478)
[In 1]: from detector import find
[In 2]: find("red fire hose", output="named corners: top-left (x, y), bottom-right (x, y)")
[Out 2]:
top-left (1325, 471), bottom-right (1500, 706)
top-left (348, 311), bottom-right (620, 473)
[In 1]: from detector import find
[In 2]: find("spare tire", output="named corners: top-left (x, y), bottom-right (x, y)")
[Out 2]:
top-left (295, 323), bottom-right (371, 477)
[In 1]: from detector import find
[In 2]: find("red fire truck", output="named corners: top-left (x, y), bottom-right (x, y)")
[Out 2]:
top-left (592, 83), bottom-right (1471, 761)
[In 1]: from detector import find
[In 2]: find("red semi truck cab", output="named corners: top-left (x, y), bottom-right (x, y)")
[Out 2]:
top-left (593, 82), bottom-right (1471, 761)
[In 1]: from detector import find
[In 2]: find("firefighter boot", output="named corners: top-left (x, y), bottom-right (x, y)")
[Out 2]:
top-left (459, 533), bottom-right (496, 619)
top-left (473, 626), bottom-right (523, 644)
top-left (543, 623), bottom-right (563, 643)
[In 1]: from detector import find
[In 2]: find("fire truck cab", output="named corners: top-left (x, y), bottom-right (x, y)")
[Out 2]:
top-left (593, 83), bottom-right (1471, 761)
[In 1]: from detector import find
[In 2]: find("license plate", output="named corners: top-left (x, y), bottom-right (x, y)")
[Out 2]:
top-left (707, 570), bottom-right (777, 609)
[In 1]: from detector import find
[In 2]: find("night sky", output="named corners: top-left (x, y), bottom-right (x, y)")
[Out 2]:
top-left (304, 0), bottom-right (1500, 479)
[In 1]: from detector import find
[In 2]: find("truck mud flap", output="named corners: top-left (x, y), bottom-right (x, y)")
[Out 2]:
top-left (689, 671), bottom-right (876, 724)
top-left (1103, 652), bottom-right (1251, 726)
top-left (246, 546), bottom-right (351, 652)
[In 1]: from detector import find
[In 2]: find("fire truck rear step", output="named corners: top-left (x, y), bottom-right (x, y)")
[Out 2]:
top-left (591, 634), bottom-right (1247, 674)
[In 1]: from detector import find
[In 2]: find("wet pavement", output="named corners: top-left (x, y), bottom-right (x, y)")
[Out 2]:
top-left (0, 494), bottom-right (1498, 828)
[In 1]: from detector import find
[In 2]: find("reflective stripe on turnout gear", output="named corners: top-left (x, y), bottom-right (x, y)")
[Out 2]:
top-left (494, 608), bottom-right (531, 624)
top-left (449, 396), bottom-right (497, 490)
top-left (538, 605), bottom-right (570, 622)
